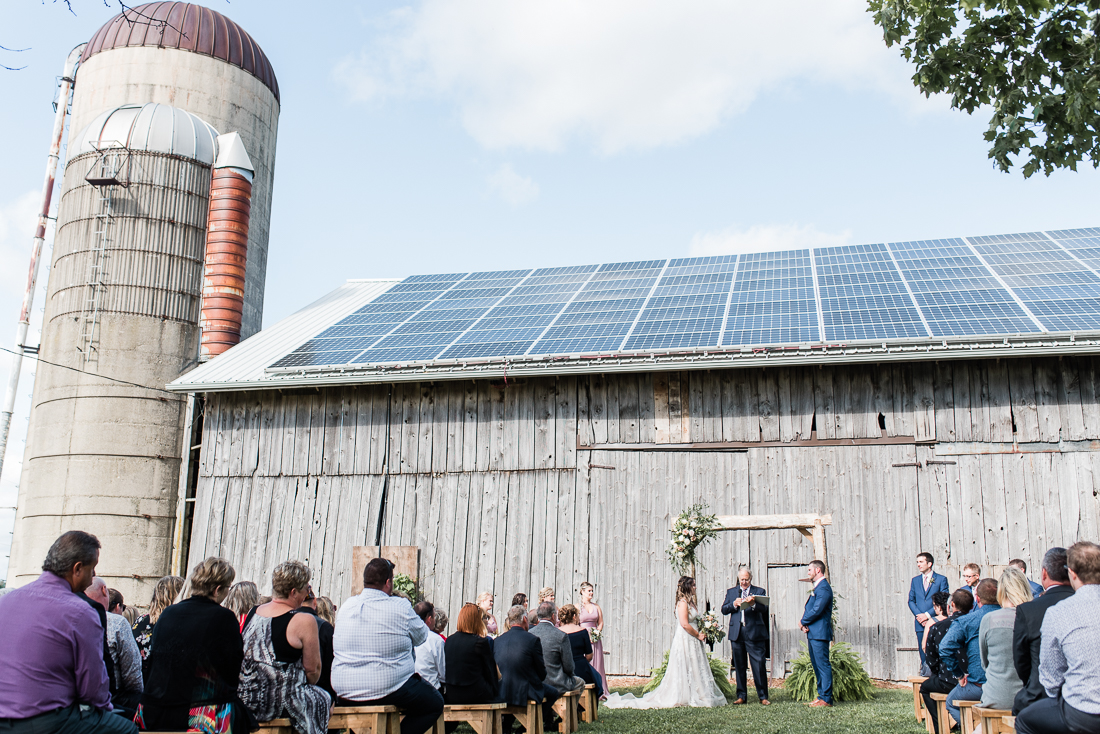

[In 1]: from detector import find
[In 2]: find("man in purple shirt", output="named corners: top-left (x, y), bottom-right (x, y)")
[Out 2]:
top-left (0, 530), bottom-right (137, 734)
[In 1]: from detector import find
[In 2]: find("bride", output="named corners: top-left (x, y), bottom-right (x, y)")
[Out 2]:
top-left (604, 576), bottom-right (728, 709)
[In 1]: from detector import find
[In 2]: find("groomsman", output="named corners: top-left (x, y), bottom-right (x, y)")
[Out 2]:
top-left (800, 560), bottom-right (834, 708)
top-left (909, 552), bottom-right (950, 669)
top-left (721, 569), bottom-right (770, 705)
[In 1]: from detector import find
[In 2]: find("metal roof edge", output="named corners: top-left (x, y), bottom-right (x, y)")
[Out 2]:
top-left (165, 332), bottom-right (1100, 393)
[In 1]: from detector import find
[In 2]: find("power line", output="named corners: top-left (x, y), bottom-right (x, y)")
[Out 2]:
top-left (0, 346), bottom-right (180, 397)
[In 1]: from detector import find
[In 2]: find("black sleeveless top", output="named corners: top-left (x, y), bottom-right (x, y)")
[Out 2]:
top-left (243, 607), bottom-right (303, 664)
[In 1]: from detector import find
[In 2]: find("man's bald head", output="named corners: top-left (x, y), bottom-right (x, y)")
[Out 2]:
top-left (86, 576), bottom-right (109, 607)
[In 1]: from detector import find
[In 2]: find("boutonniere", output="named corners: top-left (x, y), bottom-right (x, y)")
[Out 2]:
top-left (810, 591), bottom-right (816, 597)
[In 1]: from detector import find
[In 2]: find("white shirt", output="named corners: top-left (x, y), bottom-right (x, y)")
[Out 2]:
top-left (414, 632), bottom-right (446, 690)
top-left (1040, 584), bottom-right (1100, 714)
top-left (332, 588), bottom-right (429, 700)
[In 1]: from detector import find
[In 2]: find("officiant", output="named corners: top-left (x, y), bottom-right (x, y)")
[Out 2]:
top-left (721, 568), bottom-right (770, 705)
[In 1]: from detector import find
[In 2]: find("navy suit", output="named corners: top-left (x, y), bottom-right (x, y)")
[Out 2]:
top-left (721, 584), bottom-right (769, 701)
top-left (801, 578), bottom-right (834, 704)
top-left (908, 572), bottom-right (950, 666)
top-left (494, 625), bottom-right (559, 724)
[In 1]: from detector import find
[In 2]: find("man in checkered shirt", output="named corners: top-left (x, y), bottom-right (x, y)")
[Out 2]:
top-left (1016, 541), bottom-right (1100, 734)
top-left (332, 558), bottom-right (444, 734)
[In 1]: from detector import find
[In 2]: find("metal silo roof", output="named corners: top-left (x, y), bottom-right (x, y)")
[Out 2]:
top-left (71, 103), bottom-right (219, 163)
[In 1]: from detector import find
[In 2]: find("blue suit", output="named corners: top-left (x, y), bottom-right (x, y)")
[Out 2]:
top-left (909, 572), bottom-right (950, 666)
top-left (801, 578), bottom-right (834, 704)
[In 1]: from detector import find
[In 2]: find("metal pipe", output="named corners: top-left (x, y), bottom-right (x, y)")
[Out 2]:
top-left (0, 43), bottom-right (86, 483)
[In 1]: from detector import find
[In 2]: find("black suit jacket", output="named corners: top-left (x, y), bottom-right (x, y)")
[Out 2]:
top-left (296, 607), bottom-right (335, 700)
top-left (494, 626), bottom-right (547, 706)
top-left (444, 631), bottom-right (500, 704)
top-left (721, 585), bottom-right (769, 642)
top-left (1012, 584), bottom-right (1074, 714)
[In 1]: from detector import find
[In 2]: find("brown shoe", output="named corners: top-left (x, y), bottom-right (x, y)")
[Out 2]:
top-left (760, 700), bottom-right (770, 705)
top-left (732, 698), bottom-right (746, 705)
top-left (808, 699), bottom-right (833, 707)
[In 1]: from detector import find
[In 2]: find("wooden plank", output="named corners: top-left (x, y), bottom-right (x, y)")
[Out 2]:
top-left (288, 476), bottom-right (317, 561)
top-left (980, 454), bottom-right (1010, 563)
top-left (452, 472), bottom-right (476, 604)
top-left (352, 387), bottom-right (375, 475)
top-left (951, 362), bottom-right (973, 442)
top-left (335, 387), bottom-right (358, 475)
top-left (430, 471), bottom-right (460, 615)
top-left (534, 379), bottom-right (556, 469)
top-left (714, 513), bottom-right (833, 530)
top-left (328, 474), bottom-right (363, 600)
top-left (417, 385), bottom-right (435, 475)
top-left (398, 383), bottom-right (421, 475)
top-left (506, 470), bottom-right (534, 605)
top-left (241, 395), bottom-right (262, 476)
top-left (1078, 359), bottom-right (1100, 439)
top-left (198, 393), bottom-right (219, 477)
top-left (956, 456), bottom-right (986, 565)
top-left (212, 396), bottom-right (234, 477)
top-left (576, 377), bottom-right (595, 447)
top-left (701, 371), bottom-right (722, 442)
top-left (204, 476), bottom-right (231, 558)
top-left (638, 372), bottom-right (656, 446)
top-left (307, 393), bottom-right (327, 476)
top-left (225, 398), bottom-right (246, 478)
top-left (850, 366), bottom-right (879, 438)
top-left (1005, 360), bottom-right (1039, 442)
top-left (688, 370), bottom-right (705, 442)
top-left (307, 475), bottom-right (332, 567)
top-left (256, 392), bottom-right (283, 476)
top-left (1033, 360), bottom-right (1061, 442)
top-left (445, 382), bottom-right (465, 473)
top-left (320, 387), bottom-right (342, 475)
top-left (778, 368), bottom-right (796, 441)
top-left (619, 374), bottom-right (640, 443)
top-left (892, 365), bottom-right (916, 439)
top-left (1059, 357), bottom-right (1087, 441)
top-left (244, 475), bottom-right (275, 586)
top-left (489, 384), bottom-right (506, 471)
top-left (543, 470), bottom-right (561, 592)
top-left (514, 381), bottom-right (535, 471)
top-left (462, 381), bottom-right (480, 471)
top-left (986, 360), bottom-right (1014, 443)
top-left (556, 469), bottom-right (577, 599)
top-left (680, 372), bottom-right (692, 441)
top-left (1020, 453), bottom-right (1049, 564)
top-left (477, 472), bottom-right (502, 595)
top-left (605, 375), bottom-right (620, 444)
top-left (475, 381), bottom-right (492, 472)
top-left (871, 365), bottom-right (894, 437)
top-left (1001, 453), bottom-right (1031, 566)
top-left (590, 374), bottom-right (609, 445)
top-left (932, 362), bottom-right (955, 442)
top-left (916, 445), bottom-right (951, 564)
top-left (733, 370), bottom-right (760, 441)
top-left (291, 394), bottom-right (314, 477)
top-left (757, 370), bottom-right (781, 442)
top-left (974, 362), bottom-right (993, 443)
top-left (556, 377), bottom-right (578, 469)
top-left (814, 367), bottom-right (836, 440)
top-left (667, 373), bottom-right (683, 443)
top-left (227, 475), bottom-right (253, 567)
top-left (912, 363), bottom-right (936, 442)
top-left (719, 371), bottom-right (736, 442)
top-left (432, 383), bottom-right (453, 475)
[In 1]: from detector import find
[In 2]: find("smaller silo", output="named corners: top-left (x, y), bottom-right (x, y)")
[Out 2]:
top-left (7, 103), bottom-right (219, 597)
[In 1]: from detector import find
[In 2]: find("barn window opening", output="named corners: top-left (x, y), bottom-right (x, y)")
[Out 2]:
top-left (810, 412), bottom-right (817, 433)
top-left (878, 412), bottom-right (887, 431)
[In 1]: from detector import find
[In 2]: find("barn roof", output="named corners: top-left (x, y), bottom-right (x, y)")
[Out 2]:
top-left (168, 228), bottom-right (1100, 393)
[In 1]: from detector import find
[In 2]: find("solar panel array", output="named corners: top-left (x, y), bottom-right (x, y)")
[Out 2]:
top-left (270, 229), bottom-right (1100, 370)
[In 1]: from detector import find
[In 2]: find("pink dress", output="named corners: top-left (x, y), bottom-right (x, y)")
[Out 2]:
top-left (579, 604), bottom-right (606, 697)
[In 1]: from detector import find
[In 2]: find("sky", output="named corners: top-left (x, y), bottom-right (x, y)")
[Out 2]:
top-left (1, 0), bottom-right (1098, 577)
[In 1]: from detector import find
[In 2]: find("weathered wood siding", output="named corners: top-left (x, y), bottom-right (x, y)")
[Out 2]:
top-left (189, 357), bottom-right (1100, 680)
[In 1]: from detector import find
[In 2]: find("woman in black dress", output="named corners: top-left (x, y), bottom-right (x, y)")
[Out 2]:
top-left (138, 558), bottom-right (255, 732)
top-left (443, 603), bottom-right (500, 704)
top-left (558, 604), bottom-right (603, 697)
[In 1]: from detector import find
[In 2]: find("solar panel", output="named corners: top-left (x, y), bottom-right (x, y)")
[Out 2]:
top-left (887, 238), bottom-right (1041, 336)
top-left (724, 250), bottom-right (819, 345)
top-left (969, 233), bottom-right (1100, 332)
top-left (623, 256), bottom-right (736, 350)
top-left (816, 243), bottom-right (928, 340)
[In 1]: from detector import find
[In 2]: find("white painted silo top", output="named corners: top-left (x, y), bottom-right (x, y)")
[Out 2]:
top-left (71, 103), bottom-right (219, 164)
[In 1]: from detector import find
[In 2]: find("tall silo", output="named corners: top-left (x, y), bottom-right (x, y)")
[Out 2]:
top-left (7, 2), bottom-right (278, 595)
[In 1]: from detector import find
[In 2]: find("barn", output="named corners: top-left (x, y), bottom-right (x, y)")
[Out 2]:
top-left (167, 229), bottom-right (1100, 681)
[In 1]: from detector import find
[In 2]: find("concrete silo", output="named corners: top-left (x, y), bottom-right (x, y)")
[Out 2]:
top-left (6, 3), bottom-right (278, 597)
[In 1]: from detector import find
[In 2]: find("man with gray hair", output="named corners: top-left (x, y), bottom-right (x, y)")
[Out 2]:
top-left (1012, 547), bottom-right (1074, 714)
top-left (0, 530), bottom-right (138, 734)
top-left (530, 602), bottom-right (585, 698)
top-left (86, 577), bottom-right (144, 716)
top-left (496, 604), bottom-right (557, 726)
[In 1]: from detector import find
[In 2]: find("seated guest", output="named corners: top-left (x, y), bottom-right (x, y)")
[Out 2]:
top-left (444, 603), bottom-right (499, 704)
top-left (222, 580), bottom-right (260, 631)
top-left (414, 601), bottom-right (447, 693)
top-left (558, 604), bottom-right (602, 698)
top-left (0, 530), bottom-right (137, 734)
top-left (316, 596), bottom-right (337, 627)
top-left (921, 590), bottom-right (950, 655)
top-left (333, 558), bottom-right (443, 734)
top-left (108, 587), bottom-right (126, 615)
top-left (478, 592), bottom-right (499, 637)
top-left (132, 575), bottom-right (184, 666)
top-left (239, 561), bottom-right (330, 734)
top-left (1010, 559), bottom-right (1045, 599)
top-left (139, 557), bottom-right (252, 733)
top-left (940, 578), bottom-right (1001, 726)
top-left (978, 568), bottom-right (1033, 710)
top-left (1012, 547), bottom-right (1074, 715)
top-left (539, 588), bottom-right (555, 605)
top-left (297, 585), bottom-right (336, 701)
top-left (433, 609), bottom-right (449, 639)
top-left (530, 602), bottom-right (585, 697)
top-left (1016, 541), bottom-right (1100, 734)
top-left (961, 563), bottom-right (982, 598)
top-left (87, 576), bottom-right (144, 716)
top-left (496, 604), bottom-right (558, 726)
top-left (921, 590), bottom-right (973, 734)
top-left (512, 593), bottom-right (528, 610)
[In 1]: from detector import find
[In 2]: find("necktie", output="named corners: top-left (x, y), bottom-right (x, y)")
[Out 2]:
top-left (924, 575), bottom-right (929, 592)
top-left (741, 587), bottom-right (748, 625)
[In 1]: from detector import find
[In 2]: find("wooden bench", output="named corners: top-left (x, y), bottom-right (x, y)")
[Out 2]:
top-left (256, 719), bottom-right (293, 734)
top-left (443, 703), bottom-right (506, 734)
top-left (551, 689), bottom-right (580, 733)
top-left (909, 676), bottom-right (929, 723)
top-left (957, 698), bottom-right (981, 734)
top-left (577, 684), bottom-right (598, 724)
top-left (1003, 716), bottom-right (1016, 732)
top-left (975, 706), bottom-right (1013, 734)
top-left (329, 705), bottom-right (401, 734)
top-left (929, 692), bottom-right (952, 734)
top-left (502, 699), bottom-right (543, 734)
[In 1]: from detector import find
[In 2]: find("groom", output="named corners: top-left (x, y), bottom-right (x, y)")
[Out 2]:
top-left (800, 559), bottom-right (834, 707)
top-left (721, 569), bottom-right (770, 705)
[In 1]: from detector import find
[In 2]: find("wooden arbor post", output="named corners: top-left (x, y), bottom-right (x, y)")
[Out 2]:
top-left (710, 513), bottom-right (832, 574)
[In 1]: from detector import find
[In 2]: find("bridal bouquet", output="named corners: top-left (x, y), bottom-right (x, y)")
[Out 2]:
top-left (699, 611), bottom-right (726, 646)
top-left (588, 628), bottom-right (603, 644)
top-left (666, 503), bottom-right (721, 574)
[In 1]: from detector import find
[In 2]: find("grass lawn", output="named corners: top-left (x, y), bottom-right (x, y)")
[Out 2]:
top-left (575, 684), bottom-right (927, 734)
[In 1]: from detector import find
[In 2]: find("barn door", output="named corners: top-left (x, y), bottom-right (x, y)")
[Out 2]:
top-left (767, 564), bottom-right (809, 676)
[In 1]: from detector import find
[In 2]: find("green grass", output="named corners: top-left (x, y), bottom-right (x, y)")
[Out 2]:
top-left (577, 685), bottom-right (926, 734)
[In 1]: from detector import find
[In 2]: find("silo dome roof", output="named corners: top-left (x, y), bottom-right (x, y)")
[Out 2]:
top-left (82, 2), bottom-right (279, 103)
top-left (71, 103), bottom-right (219, 164)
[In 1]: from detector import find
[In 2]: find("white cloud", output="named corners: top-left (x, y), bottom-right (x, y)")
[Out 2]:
top-left (335, 0), bottom-right (926, 153)
top-left (487, 163), bottom-right (540, 206)
top-left (689, 223), bottom-right (852, 256)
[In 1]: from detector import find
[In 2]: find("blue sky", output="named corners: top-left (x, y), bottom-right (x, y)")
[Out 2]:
top-left (2, 0), bottom-right (1098, 576)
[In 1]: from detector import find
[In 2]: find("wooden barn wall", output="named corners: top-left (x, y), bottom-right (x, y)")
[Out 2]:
top-left (189, 357), bottom-right (1100, 680)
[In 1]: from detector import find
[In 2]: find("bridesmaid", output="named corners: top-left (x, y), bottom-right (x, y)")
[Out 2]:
top-left (578, 581), bottom-right (606, 698)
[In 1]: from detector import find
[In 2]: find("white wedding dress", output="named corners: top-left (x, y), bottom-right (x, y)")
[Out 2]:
top-left (603, 605), bottom-right (728, 709)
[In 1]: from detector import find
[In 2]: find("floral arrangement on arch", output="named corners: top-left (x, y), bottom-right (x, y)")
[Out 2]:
top-left (392, 572), bottom-right (418, 603)
top-left (699, 611), bottom-right (726, 646)
top-left (666, 503), bottom-right (722, 574)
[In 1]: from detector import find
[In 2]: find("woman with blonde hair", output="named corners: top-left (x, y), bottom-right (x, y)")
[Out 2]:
top-left (132, 575), bottom-right (184, 663)
top-left (315, 596), bottom-right (337, 627)
top-left (978, 568), bottom-right (1034, 711)
top-left (477, 592), bottom-right (498, 637)
top-left (138, 558), bottom-right (254, 732)
top-left (222, 580), bottom-right (260, 631)
top-left (577, 581), bottom-right (606, 698)
top-left (238, 561), bottom-right (331, 734)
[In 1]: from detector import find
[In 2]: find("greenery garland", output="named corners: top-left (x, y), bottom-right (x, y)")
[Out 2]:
top-left (785, 642), bottom-right (874, 703)
top-left (392, 572), bottom-right (418, 602)
top-left (666, 503), bottom-right (722, 575)
top-left (642, 650), bottom-right (737, 702)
